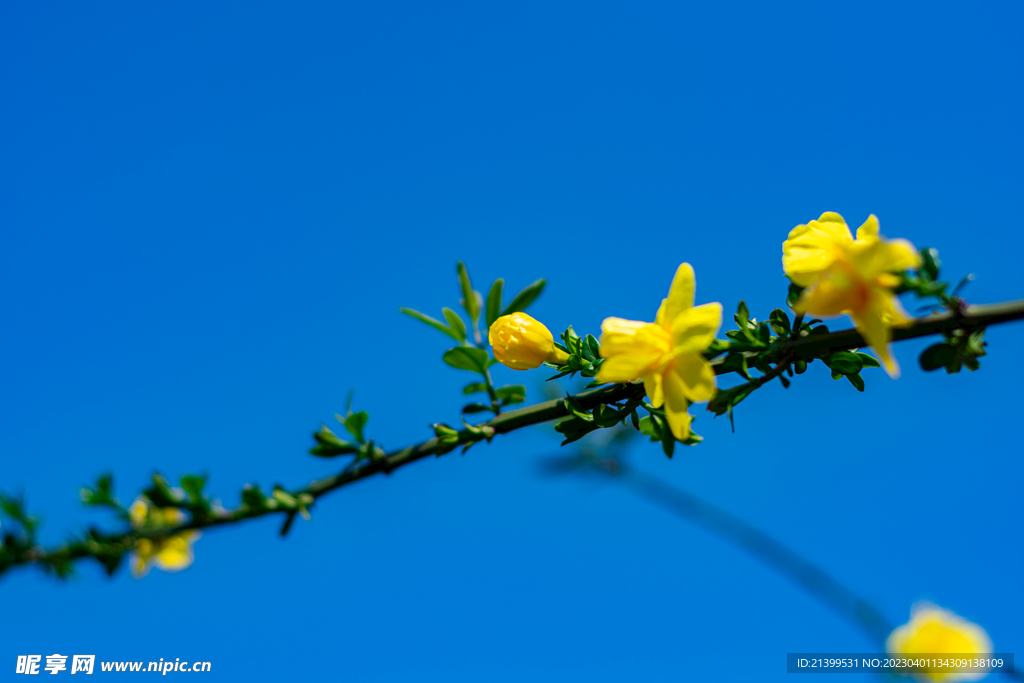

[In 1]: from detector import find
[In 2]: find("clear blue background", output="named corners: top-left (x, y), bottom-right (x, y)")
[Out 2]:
top-left (2, 2), bottom-right (1021, 680)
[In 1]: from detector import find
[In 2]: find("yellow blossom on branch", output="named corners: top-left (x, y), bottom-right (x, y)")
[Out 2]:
top-left (783, 212), bottom-right (920, 378)
top-left (886, 602), bottom-right (993, 682)
top-left (128, 498), bottom-right (200, 578)
top-left (489, 312), bottom-right (570, 371)
top-left (596, 263), bottom-right (721, 440)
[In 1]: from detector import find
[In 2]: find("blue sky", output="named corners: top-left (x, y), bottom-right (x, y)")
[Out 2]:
top-left (1, 2), bottom-right (1022, 680)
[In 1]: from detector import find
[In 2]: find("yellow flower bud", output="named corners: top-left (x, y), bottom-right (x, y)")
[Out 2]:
top-left (489, 312), bottom-right (570, 371)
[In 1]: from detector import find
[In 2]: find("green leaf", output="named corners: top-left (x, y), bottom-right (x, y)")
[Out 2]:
top-left (495, 384), bottom-right (526, 404)
top-left (462, 382), bottom-right (488, 395)
top-left (144, 473), bottom-right (180, 508)
top-left (502, 278), bottom-right (546, 316)
top-left (967, 329), bottom-right (986, 357)
top-left (461, 402), bottom-right (491, 414)
top-left (564, 393), bottom-right (593, 421)
top-left (485, 279), bottom-right (504, 327)
top-left (455, 261), bottom-right (480, 323)
top-left (432, 423), bottom-right (459, 439)
top-left (272, 487), bottom-right (298, 509)
top-left (443, 346), bottom-right (490, 373)
top-left (823, 351), bottom-right (863, 375)
top-left (712, 352), bottom-right (751, 380)
top-left (919, 342), bottom-right (956, 372)
top-left (660, 420), bottom-right (676, 458)
top-left (919, 247), bottom-right (941, 281)
top-left (735, 300), bottom-right (750, 329)
top-left (787, 283), bottom-right (805, 309)
top-left (769, 308), bottom-right (791, 336)
top-left (241, 484), bottom-right (269, 509)
top-left (846, 373), bottom-right (865, 392)
top-left (855, 352), bottom-right (881, 369)
top-left (585, 334), bottom-right (601, 361)
top-left (553, 417), bottom-right (600, 445)
top-left (180, 475), bottom-right (207, 503)
top-left (399, 308), bottom-right (459, 340)
top-left (442, 308), bottom-right (467, 342)
top-left (344, 411), bottom-right (369, 443)
top-left (638, 415), bottom-right (658, 438)
top-left (706, 382), bottom-right (756, 417)
top-left (580, 334), bottom-right (597, 362)
top-left (311, 426), bottom-right (359, 457)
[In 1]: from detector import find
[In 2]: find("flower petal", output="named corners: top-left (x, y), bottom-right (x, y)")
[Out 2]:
top-left (643, 372), bottom-right (664, 408)
top-left (661, 371), bottom-right (693, 440)
top-left (597, 318), bottom-right (670, 382)
top-left (599, 317), bottom-right (650, 356)
top-left (655, 263), bottom-right (695, 327)
top-left (854, 238), bottom-right (921, 277)
top-left (855, 214), bottom-right (880, 242)
top-left (671, 302), bottom-right (722, 354)
top-left (814, 212), bottom-right (855, 241)
top-left (130, 553), bottom-right (150, 579)
top-left (597, 354), bottom-right (658, 383)
top-left (851, 296), bottom-right (900, 378)
top-left (671, 353), bottom-right (717, 402)
top-left (154, 532), bottom-right (200, 572)
top-left (782, 213), bottom-right (853, 284)
top-left (793, 271), bottom-right (860, 317)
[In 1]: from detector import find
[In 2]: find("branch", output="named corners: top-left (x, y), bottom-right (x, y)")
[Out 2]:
top-left (6, 298), bottom-right (1024, 577)
top-left (775, 300), bottom-right (1024, 360)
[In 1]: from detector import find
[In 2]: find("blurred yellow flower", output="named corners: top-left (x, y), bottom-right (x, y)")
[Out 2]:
top-left (886, 602), bottom-right (993, 682)
top-left (489, 312), bottom-right (570, 371)
top-left (783, 212), bottom-right (920, 378)
top-left (596, 263), bottom-right (721, 440)
top-left (128, 497), bottom-right (200, 579)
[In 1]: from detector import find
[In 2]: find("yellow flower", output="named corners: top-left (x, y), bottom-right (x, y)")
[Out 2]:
top-left (595, 263), bottom-right (721, 440)
top-left (489, 312), bottom-right (570, 371)
top-left (886, 602), bottom-right (993, 682)
top-left (131, 532), bottom-right (201, 578)
top-left (128, 497), bottom-right (200, 578)
top-left (783, 212), bottom-right (920, 378)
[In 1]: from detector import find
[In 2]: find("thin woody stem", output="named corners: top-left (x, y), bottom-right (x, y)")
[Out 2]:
top-left (774, 300), bottom-right (1024, 360)
top-left (481, 365), bottom-right (501, 415)
top-left (6, 298), bottom-right (1024, 575)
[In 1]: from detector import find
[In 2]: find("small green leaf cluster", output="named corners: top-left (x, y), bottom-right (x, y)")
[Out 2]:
top-left (896, 247), bottom-right (988, 374)
top-left (310, 395), bottom-right (385, 463)
top-left (431, 419), bottom-right (495, 456)
top-left (554, 391), bottom-right (644, 446)
top-left (80, 474), bottom-right (125, 516)
top-left (545, 326), bottom-right (604, 384)
top-left (239, 484), bottom-right (314, 521)
top-left (0, 493), bottom-right (42, 575)
top-left (898, 247), bottom-right (952, 301)
top-left (637, 407), bottom-right (703, 458)
top-left (401, 262), bottom-right (545, 347)
top-left (821, 350), bottom-right (881, 391)
top-left (401, 261), bottom-right (546, 418)
top-left (140, 473), bottom-right (214, 520)
top-left (920, 328), bottom-right (986, 373)
top-left (708, 300), bottom-right (881, 419)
